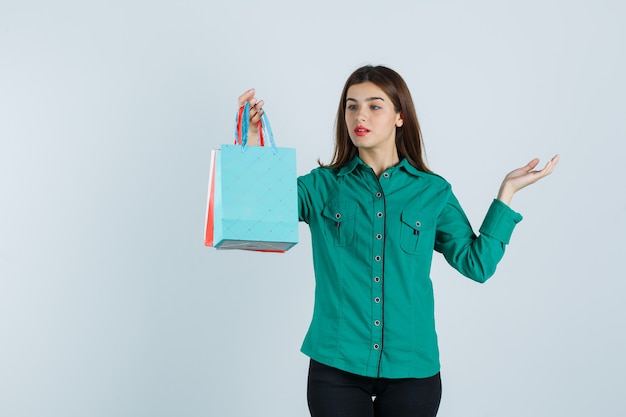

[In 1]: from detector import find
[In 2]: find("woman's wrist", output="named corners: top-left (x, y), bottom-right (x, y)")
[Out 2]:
top-left (497, 182), bottom-right (514, 206)
top-left (247, 130), bottom-right (259, 146)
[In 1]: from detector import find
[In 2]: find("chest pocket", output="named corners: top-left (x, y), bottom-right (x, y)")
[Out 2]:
top-left (400, 211), bottom-right (435, 254)
top-left (322, 203), bottom-right (357, 247)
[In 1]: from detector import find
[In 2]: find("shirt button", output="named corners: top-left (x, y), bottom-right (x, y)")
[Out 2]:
top-left (335, 213), bottom-right (342, 219)
top-left (374, 320), bottom-right (381, 326)
top-left (376, 233), bottom-right (382, 240)
top-left (382, 173), bottom-right (390, 178)
top-left (374, 255), bottom-right (381, 262)
top-left (375, 192), bottom-right (382, 198)
top-left (376, 212), bottom-right (383, 218)
top-left (373, 344), bottom-right (380, 350)
top-left (374, 297), bottom-right (381, 303)
top-left (374, 276), bottom-right (381, 283)
top-left (415, 221), bottom-right (421, 227)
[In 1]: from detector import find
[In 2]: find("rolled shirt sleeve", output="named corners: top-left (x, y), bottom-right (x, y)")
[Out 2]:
top-left (479, 198), bottom-right (523, 244)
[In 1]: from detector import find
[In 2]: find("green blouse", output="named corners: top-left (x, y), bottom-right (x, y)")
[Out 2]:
top-left (297, 156), bottom-right (523, 379)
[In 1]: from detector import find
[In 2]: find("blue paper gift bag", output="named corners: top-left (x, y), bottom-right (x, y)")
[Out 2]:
top-left (206, 104), bottom-right (298, 251)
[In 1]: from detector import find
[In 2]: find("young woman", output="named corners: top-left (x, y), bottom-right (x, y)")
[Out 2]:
top-left (236, 65), bottom-right (559, 417)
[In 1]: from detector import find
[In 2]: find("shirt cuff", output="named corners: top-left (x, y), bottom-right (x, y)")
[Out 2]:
top-left (479, 199), bottom-right (523, 244)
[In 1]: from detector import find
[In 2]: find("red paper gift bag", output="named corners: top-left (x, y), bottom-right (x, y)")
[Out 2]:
top-left (204, 149), bottom-right (217, 247)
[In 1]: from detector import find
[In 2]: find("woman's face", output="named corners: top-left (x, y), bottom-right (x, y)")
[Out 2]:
top-left (344, 81), bottom-right (403, 154)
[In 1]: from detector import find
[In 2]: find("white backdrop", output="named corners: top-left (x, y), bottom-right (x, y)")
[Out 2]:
top-left (1, 1), bottom-right (625, 416)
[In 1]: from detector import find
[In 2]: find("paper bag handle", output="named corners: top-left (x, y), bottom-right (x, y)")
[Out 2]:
top-left (234, 102), bottom-right (277, 154)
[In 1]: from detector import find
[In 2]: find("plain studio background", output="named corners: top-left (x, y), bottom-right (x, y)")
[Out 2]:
top-left (1, 1), bottom-right (624, 416)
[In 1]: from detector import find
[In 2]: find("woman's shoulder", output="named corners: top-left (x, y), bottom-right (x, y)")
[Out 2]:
top-left (297, 167), bottom-right (343, 206)
top-left (401, 161), bottom-right (452, 190)
top-left (414, 169), bottom-right (450, 185)
top-left (298, 166), bottom-right (338, 187)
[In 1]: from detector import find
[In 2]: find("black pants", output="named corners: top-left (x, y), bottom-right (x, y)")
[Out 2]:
top-left (307, 360), bottom-right (441, 417)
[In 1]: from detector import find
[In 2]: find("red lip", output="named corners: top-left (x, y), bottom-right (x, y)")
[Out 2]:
top-left (354, 126), bottom-right (370, 136)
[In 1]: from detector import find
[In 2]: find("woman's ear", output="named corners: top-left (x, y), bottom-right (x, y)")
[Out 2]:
top-left (396, 113), bottom-right (404, 127)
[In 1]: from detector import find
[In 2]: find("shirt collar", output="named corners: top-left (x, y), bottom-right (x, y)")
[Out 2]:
top-left (337, 156), bottom-right (423, 177)
top-left (337, 156), bottom-right (364, 176)
top-left (397, 158), bottom-right (423, 177)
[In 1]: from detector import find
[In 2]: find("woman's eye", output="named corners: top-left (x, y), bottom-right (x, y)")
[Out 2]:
top-left (347, 104), bottom-right (358, 110)
top-left (371, 105), bottom-right (381, 110)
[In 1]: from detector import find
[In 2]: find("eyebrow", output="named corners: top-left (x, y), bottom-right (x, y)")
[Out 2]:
top-left (346, 97), bottom-right (385, 102)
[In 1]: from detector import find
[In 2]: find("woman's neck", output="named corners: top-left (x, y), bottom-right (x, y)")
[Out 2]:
top-left (358, 148), bottom-right (400, 178)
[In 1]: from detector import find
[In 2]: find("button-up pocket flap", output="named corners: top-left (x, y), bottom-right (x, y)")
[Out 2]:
top-left (322, 203), bottom-right (357, 224)
top-left (401, 211), bottom-right (434, 232)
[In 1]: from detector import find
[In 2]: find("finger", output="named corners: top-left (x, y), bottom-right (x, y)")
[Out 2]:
top-left (536, 156), bottom-right (559, 177)
top-left (250, 99), bottom-right (264, 110)
top-left (249, 99), bottom-right (265, 123)
top-left (508, 160), bottom-right (538, 177)
top-left (545, 159), bottom-right (558, 176)
top-left (544, 155), bottom-right (560, 175)
top-left (525, 158), bottom-right (540, 171)
top-left (537, 161), bottom-right (552, 177)
top-left (250, 110), bottom-right (264, 125)
top-left (237, 88), bottom-right (255, 107)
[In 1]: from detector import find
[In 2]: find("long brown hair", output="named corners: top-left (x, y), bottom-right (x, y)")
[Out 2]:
top-left (322, 65), bottom-right (430, 172)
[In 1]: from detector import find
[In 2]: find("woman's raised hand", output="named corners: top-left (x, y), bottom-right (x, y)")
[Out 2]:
top-left (237, 89), bottom-right (264, 146)
top-left (497, 155), bottom-right (560, 205)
